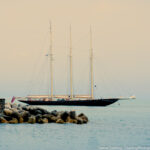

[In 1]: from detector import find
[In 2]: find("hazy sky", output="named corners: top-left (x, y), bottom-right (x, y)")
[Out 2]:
top-left (0, 0), bottom-right (150, 99)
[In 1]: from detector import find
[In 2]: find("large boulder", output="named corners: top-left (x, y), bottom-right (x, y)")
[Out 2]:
top-left (21, 111), bottom-right (31, 122)
top-left (3, 115), bottom-right (12, 121)
top-left (3, 109), bottom-right (13, 116)
top-left (49, 116), bottom-right (58, 123)
top-left (51, 110), bottom-right (58, 116)
top-left (42, 118), bottom-right (48, 123)
top-left (11, 103), bottom-right (18, 109)
top-left (18, 117), bottom-right (24, 123)
top-left (9, 118), bottom-right (18, 124)
top-left (31, 109), bottom-right (43, 115)
top-left (42, 114), bottom-right (54, 122)
top-left (28, 116), bottom-right (36, 124)
top-left (76, 117), bottom-right (83, 124)
top-left (69, 111), bottom-right (76, 119)
top-left (35, 114), bottom-right (42, 122)
top-left (78, 113), bottom-right (88, 123)
top-left (0, 117), bottom-right (8, 123)
top-left (5, 103), bottom-right (11, 109)
top-left (11, 108), bottom-right (18, 113)
top-left (37, 118), bottom-right (48, 124)
top-left (60, 111), bottom-right (69, 122)
top-left (66, 116), bottom-right (77, 124)
top-left (11, 111), bottom-right (21, 120)
top-left (56, 118), bottom-right (65, 124)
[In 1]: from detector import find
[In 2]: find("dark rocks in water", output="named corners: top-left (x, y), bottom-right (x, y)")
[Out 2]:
top-left (35, 114), bottom-right (42, 122)
top-left (37, 118), bottom-right (48, 124)
top-left (78, 113), bottom-right (88, 123)
top-left (21, 111), bottom-right (31, 122)
top-left (76, 117), bottom-right (84, 124)
top-left (18, 117), bottom-right (24, 123)
top-left (70, 111), bottom-right (76, 119)
top-left (61, 111), bottom-right (69, 122)
top-left (0, 117), bottom-right (8, 123)
top-left (9, 118), bottom-right (18, 124)
top-left (51, 110), bottom-right (58, 116)
top-left (11, 111), bottom-right (21, 120)
top-left (3, 115), bottom-right (12, 121)
top-left (0, 103), bottom-right (89, 124)
top-left (28, 116), bottom-right (36, 124)
top-left (3, 109), bottom-right (13, 116)
top-left (56, 118), bottom-right (65, 124)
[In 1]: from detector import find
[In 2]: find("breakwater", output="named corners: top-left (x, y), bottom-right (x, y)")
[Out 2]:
top-left (0, 103), bottom-right (88, 124)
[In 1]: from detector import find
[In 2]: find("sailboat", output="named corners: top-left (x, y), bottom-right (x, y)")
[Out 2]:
top-left (18, 24), bottom-right (136, 106)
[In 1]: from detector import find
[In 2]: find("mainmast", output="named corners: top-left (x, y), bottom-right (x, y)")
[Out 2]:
top-left (70, 25), bottom-right (73, 99)
top-left (90, 26), bottom-right (94, 99)
top-left (50, 22), bottom-right (53, 100)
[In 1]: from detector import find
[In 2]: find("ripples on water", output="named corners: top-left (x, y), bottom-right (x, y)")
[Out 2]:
top-left (0, 100), bottom-right (150, 150)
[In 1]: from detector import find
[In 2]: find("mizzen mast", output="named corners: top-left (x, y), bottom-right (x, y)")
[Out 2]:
top-left (69, 25), bottom-right (73, 99)
top-left (90, 26), bottom-right (94, 99)
top-left (50, 22), bottom-right (53, 100)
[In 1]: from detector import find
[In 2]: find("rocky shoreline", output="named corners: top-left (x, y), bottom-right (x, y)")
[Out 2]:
top-left (0, 103), bottom-right (88, 124)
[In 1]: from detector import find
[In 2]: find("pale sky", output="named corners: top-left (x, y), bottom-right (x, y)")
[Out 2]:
top-left (0, 0), bottom-right (150, 99)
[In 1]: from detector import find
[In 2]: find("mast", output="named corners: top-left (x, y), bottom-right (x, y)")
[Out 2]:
top-left (70, 25), bottom-right (73, 99)
top-left (50, 22), bottom-right (53, 100)
top-left (90, 26), bottom-right (94, 99)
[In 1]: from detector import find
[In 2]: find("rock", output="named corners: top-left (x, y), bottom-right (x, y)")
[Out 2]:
top-left (51, 110), bottom-right (58, 116)
top-left (3, 115), bottom-right (12, 121)
top-left (78, 113), bottom-right (88, 123)
top-left (36, 118), bottom-right (43, 123)
top-left (28, 116), bottom-right (36, 124)
top-left (0, 103), bottom-right (89, 124)
top-left (66, 116), bottom-right (77, 124)
top-left (56, 119), bottom-right (65, 124)
top-left (9, 118), bottom-right (18, 124)
top-left (42, 114), bottom-right (54, 122)
top-left (49, 116), bottom-right (58, 123)
top-left (17, 106), bottom-right (22, 111)
top-left (11, 111), bottom-right (21, 120)
top-left (37, 118), bottom-right (48, 124)
top-left (18, 104), bottom-right (23, 108)
top-left (11, 103), bottom-right (18, 109)
top-left (22, 105), bottom-right (28, 111)
top-left (33, 107), bottom-right (49, 115)
top-left (60, 111), bottom-right (69, 122)
top-left (69, 111), bottom-right (76, 119)
top-left (18, 117), bottom-right (24, 123)
top-left (5, 103), bottom-right (11, 109)
top-left (77, 117), bottom-right (83, 124)
top-left (71, 119), bottom-right (78, 124)
top-left (11, 108), bottom-right (18, 113)
top-left (21, 111), bottom-right (31, 122)
top-left (42, 118), bottom-right (48, 123)
top-left (3, 109), bottom-right (13, 116)
top-left (32, 109), bottom-right (43, 115)
top-left (35, 114), bottom-right (42, 122)
top-left (0, 117), bottom-right (8, 123)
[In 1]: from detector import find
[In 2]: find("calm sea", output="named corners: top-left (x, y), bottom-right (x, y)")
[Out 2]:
top-left (0, 99), bottom-right (150, 150)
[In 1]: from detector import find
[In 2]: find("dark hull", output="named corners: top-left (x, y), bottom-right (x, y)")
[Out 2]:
top-left (19, 98), bottom-right (119, 106)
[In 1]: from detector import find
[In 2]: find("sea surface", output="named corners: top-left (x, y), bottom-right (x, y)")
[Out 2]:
top-left (0, 99), bottom-right (150, 150)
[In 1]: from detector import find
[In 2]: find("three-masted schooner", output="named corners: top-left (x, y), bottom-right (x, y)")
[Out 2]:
top-left (17, 24), bottom-right (135, 106)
